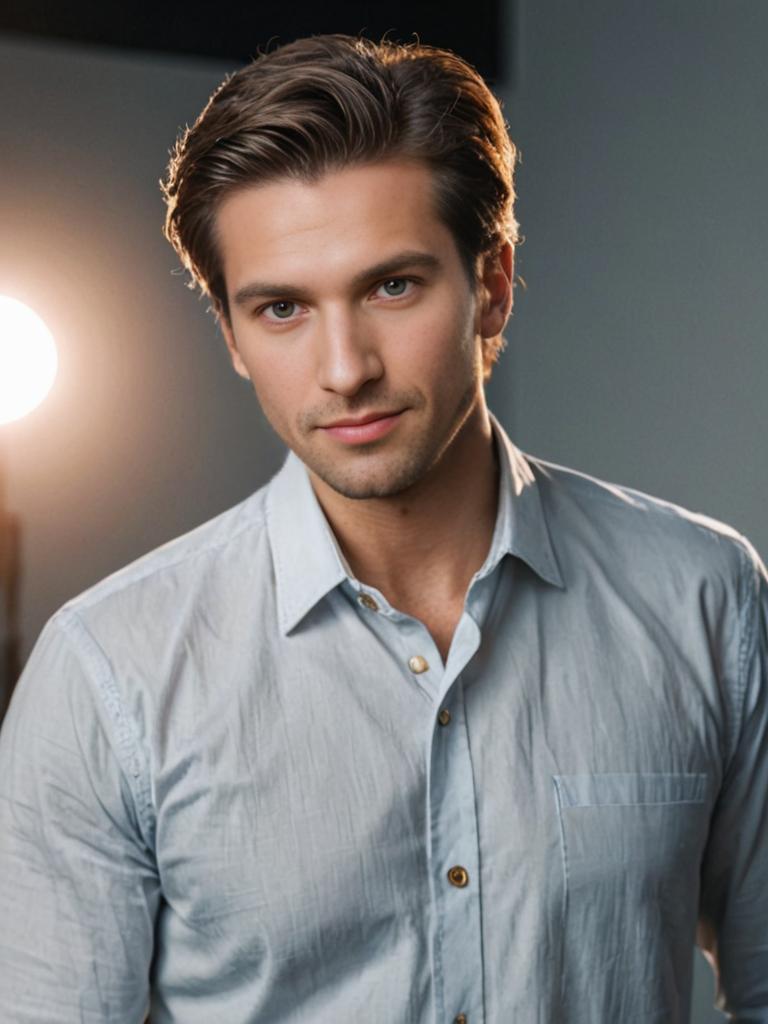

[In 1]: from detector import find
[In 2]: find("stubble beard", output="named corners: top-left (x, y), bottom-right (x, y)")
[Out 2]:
top-left (298, 376), bottom-right (480, 501)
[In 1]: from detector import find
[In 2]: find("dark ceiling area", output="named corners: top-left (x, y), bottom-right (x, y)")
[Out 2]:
top-left (0, 1), bottom-right (507, 84)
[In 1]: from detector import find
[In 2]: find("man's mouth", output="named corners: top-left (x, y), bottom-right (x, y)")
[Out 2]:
top-left (318, 410), bottom-right (405, 444)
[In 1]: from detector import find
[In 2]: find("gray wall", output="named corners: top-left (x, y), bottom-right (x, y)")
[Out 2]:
top-left (2, 4), bottom-right (766, 1018)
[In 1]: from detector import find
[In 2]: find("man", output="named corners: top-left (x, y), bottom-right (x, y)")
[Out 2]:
top-left (0, 33), bottom-right (766, 1024)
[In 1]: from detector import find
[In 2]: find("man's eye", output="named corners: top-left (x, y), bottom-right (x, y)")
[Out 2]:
top-left (377, 278), bottom-right (412, 298)
top-left (263, 300), bottom-right (298, 320)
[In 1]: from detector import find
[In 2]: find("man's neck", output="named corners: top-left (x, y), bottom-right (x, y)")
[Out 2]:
top-left (308, 402), bottom-right (500, 645)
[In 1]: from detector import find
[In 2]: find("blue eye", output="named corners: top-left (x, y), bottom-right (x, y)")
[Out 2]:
top-left (265, 301), bottom-right (297, 320)
top-left (381, 278), bottom-right (409, 297)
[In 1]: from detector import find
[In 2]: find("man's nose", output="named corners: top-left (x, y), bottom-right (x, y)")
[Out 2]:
top-left (315, 309), bottom-right (384, 396)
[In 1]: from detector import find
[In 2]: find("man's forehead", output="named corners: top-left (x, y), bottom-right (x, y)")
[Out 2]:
top-left (216, 158), bottom-right (440, 236)
top-left (214, 159), bottom-right (459, 294)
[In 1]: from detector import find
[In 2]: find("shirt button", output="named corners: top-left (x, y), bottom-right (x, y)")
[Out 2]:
top-left (408, 655), bottom-right (429, 674)
top-left (455, 1015), bottom-right (468, 1024)
top-left (447, 865), bottom-right (469, 888)
top-left (357, 593), bottom-right (379, 611)
top-left (437, 708), bottom-right (452, 726)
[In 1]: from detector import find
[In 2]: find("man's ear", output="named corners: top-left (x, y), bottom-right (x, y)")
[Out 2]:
top-left (478, 241), bottom-right (514, 340)
top-left (219, 316), bottom-right (251, 381)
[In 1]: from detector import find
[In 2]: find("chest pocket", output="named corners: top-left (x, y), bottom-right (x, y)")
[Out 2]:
top-left (555, 770), bottom-right (707, 808)
top-left (552, 772), bottom-right (710, 1022)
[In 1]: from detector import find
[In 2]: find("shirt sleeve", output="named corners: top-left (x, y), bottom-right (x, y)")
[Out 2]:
top-left (0, 611), bottom-right (160, 1023)
top-left (698, 542), bottom-right (768, 1022)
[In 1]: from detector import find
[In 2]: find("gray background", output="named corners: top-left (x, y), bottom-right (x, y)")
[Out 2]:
top-left (3, 2), bottom-right (766, 1019)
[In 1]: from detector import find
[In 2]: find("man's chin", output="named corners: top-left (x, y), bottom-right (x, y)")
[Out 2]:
top-left (306, 454), bottom-right (431, 502)
top-left (312, 472), bottom-right (418, 502)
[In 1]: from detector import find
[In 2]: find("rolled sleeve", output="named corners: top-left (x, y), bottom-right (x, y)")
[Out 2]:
top-left (698, 544), bottom-right (768, 1022)
top-left (0, 612), bottom-right (159, 1023)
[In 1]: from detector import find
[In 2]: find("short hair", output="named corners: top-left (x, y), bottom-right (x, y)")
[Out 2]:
top-left (161, 33), bottom-right (519, 374)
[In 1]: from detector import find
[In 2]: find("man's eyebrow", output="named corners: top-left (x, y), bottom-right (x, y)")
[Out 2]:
top-left (351, 251), bottom-right (442, 287)
top-left (231, 250), bottom-right (442, 308)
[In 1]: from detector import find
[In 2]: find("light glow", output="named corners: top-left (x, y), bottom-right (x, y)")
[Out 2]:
top-left (0, 296), bottom-right (58, 425)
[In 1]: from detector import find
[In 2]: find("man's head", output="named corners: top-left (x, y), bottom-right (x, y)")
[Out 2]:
top-left (161, 33), bottom-right (518, 378)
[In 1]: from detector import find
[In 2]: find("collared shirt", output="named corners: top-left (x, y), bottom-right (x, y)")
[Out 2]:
top-left (0, 415), bottom-right (766, 1024)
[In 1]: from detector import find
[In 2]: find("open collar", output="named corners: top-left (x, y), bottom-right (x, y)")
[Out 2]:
top-left (266, 414), bottom-right (564, 636)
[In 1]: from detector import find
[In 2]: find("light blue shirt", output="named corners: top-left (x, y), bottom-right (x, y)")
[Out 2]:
top-left (1, 416), bottom-right (766, 1023)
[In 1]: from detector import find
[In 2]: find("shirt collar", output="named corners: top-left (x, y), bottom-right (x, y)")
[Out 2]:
top-left (266, 451), bottom-right (349, 635)
top-left (266, 413), bottom-right (564, 636)
top-left (481, 413), bottom-right (565, 590)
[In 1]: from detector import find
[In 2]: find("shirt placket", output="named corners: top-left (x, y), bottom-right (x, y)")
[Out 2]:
top-left (426, 607), bottom-right (485, 1024)
top-left (345, 573), bottom-right (498, 1024)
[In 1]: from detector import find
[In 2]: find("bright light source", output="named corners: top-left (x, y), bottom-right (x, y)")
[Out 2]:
top-left (0, 296), bottom-right (58, 425)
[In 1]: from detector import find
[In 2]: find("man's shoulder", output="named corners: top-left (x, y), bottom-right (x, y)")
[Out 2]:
top-left (525, 451), bottom-right (763, 584)
top-left (58, 477), bottom-right (273, 626)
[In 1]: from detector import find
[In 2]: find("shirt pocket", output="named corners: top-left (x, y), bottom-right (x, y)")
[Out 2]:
top-left (552, 772), bottom-right (711, 1021)
top-left (554, 770), bottom-right (708, 809)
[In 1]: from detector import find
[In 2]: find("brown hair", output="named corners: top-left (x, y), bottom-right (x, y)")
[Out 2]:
top-left (161, 33), bottom-right (518, 373)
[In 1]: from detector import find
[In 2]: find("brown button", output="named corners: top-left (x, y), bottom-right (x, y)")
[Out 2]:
top-left (408, 655), bottom-right (429, 674)
top-left (358, 593), bottom-right (379, 611)
top-left (455, 1015), bottom-right (467, 1024)
top-left (447, 865), bottom-right (469, 888)
top-left (438, 708), bottom-right (452, 727)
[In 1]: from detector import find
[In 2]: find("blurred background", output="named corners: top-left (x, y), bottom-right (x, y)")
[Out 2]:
top-left (1, 2), bottom-right (766, 1019)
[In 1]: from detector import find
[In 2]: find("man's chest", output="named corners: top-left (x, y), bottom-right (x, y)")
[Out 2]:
top-left (151, 593), bottom-right (720, 991)
top-left (144, 581), bottom-right (724, 1020)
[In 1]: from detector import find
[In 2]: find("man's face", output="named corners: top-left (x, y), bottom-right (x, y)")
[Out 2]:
top-left (217, 159), bottom-right (508, 500)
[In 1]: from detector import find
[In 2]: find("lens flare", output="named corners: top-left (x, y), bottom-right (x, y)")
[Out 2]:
top-left (0, 296), bottom-right (58, 425)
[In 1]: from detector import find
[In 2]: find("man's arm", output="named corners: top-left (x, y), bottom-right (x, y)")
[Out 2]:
top-left (0, 612), bottom-right (160, 1023)
top-left (698, 543), bottom-right (768, 1022)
